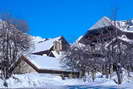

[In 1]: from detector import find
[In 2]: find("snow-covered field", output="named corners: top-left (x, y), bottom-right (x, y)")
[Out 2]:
top-left (0, 72), bottom-right (133, 89)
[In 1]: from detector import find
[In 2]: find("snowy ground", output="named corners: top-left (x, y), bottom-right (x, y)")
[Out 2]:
top-left (0, 72), bottom-right (133, 89)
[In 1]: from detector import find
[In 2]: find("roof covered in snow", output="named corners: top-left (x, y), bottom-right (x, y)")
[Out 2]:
top-left (32, 36), bottom-right (62, 53)
top-left (26, 54), bottom-right (65, 71)
top-left (89, 16), bottom-right (133, 33)
top-left (89, 16), bottom-right (112, 30)
top-left (77, 16), bottom-right (133, 43)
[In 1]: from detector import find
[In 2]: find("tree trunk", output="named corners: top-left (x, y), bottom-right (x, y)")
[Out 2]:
top-left (116, 65), bottom-right (123, 84)
top-left (116, 71), bottom-right (122, 84)
top-left (91, 71), bottom-right (96, 82)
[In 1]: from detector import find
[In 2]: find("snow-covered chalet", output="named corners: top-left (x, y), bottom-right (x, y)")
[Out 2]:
top-left (13, 36), bottom-right (79, 77)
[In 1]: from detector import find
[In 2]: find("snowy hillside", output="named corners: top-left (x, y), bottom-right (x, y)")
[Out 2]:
top-left (31, 36), bottom-right (46, 43)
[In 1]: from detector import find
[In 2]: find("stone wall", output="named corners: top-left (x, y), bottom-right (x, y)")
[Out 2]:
top-left (13, 59), bottom-right (36, 74)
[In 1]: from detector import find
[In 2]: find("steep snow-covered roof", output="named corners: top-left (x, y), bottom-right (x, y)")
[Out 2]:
top-left (89, 16), bottom-right (112, 30)
top-left (76, 35), bottom-right (83, 43)
top-left (26, 54), bottom-right (65, 71)
top-left (32, 36), bottom-right (62, 53)
top-left (89, 16), bottom-right (133, 32)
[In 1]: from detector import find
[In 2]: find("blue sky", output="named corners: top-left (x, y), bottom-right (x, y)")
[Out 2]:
top-left (0, 0), bottom-right (132, 42)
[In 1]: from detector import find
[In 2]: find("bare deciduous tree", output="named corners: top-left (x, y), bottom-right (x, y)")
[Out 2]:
top-left (0, 15), bottom-right (31, 87)
top-left (62, 43), bottom-right (104, 81)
